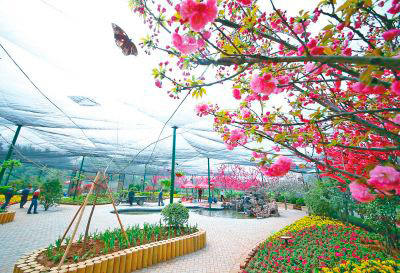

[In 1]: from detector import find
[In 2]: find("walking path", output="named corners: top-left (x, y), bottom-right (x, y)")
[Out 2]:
top-left (0, 203), bottom-right (305, 273)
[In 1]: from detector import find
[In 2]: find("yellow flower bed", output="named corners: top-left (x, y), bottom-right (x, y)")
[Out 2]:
top-left (0, 195), bottom-right (32, 204)
top-left (269, 216), bottom-right (344, 241)
top-left (321, 260), bottom-right (400, 273)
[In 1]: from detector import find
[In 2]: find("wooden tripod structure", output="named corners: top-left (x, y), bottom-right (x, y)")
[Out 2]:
top-left (57, 171), bottom-right (129, 269)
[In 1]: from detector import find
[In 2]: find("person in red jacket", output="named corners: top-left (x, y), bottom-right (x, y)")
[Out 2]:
top-left (27, 189), bottom-right (40, 214)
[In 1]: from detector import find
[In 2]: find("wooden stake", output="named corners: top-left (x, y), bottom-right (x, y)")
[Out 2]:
top-left (106, 185), bottom-right (130, 246)
top-left (83, 180), bottom-right (101, 250)
top-left (60, 202), bottom-right (84, 243)
top-left (57, 172), bottom-right (101, 269)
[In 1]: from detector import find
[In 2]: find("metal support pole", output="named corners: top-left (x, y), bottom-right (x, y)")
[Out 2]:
top-left (143, 165), bottom-right (147, 192)
top-left (73, 156), bottom-right (85, 199)
top-left (4, 162), bottom-right (14, 185)
top-left (207, 157), bottom-right (211, 208)
top-left (0, 125), bottom-right (22, 184)
top-left (170, 126), bottom-right (177, 204)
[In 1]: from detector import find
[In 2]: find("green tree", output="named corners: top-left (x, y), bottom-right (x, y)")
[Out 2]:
top-left (40, 178), bottom-right (63, 211)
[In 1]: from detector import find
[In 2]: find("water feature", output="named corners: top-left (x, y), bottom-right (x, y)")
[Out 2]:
top-left (192, 209), bottom-right (252, 219)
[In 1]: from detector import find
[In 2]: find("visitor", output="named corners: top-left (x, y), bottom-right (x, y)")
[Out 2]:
top-left (27, 188), bottom-right (40, 214)
top-left (158, 189), bottom-right (164, 206)
top-left (20, 185), bottom-right (32, 208)
top-left (220, 189), bottom-right (226, 202)
top-left (198, 188), bottom-right (202, 202)
top-left (128, 189), bottom-right (135, 206)
top-left (1, 186), bottom-right (15, 210)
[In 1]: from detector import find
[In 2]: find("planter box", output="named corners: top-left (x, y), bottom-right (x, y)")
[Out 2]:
top-left (292, 204), bottom-right (302, 210)
top-left (0, 211), bottom-right (15, 224)
top-left (14, 229), bottom-right (207, 273)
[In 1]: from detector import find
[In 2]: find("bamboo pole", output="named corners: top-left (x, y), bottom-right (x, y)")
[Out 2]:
top-left (83, 183), bottom-right (100, 250)
top-left (106, 185), bottom-right (130, 246)
top-left (60, 202), bottom-right (84, 243)
top-left (57, 172), bottom-right (101, 269)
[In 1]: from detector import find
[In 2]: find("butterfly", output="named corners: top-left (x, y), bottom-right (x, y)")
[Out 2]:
top-left (111, 23), bottom-right (138, 56)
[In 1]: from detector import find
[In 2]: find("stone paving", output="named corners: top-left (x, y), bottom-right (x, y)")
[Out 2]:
top-left (0, 203), bottom-right (305, 273)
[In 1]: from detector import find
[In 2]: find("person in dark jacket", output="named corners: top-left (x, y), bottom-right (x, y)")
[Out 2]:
top-left (128, 189), bottom-right (135, 206)
top-left (27, 189), bottom-right (40, 214)
top-left (1, 186), bottom-right (14, 210)
top-left (158, 189), bottom-right (164, 206)
top-left (20, 185), bottom-right (32, 208)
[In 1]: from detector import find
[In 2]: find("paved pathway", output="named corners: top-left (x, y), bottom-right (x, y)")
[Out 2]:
top-left (0, 203), bottom-right (305, 273)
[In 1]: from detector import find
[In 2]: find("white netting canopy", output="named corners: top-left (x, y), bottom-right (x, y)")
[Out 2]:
top-left (0, 0), bottom-right (309, 177)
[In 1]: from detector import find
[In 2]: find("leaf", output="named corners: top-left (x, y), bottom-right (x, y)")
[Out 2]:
top-left (322, 24), bottom-right (334, 30)
top-left (323, 47), bottom-right (334, 55)
top-left (359, 66), bottom-right (375, 85)
top-left (336, 0), bottom-right (354, 12)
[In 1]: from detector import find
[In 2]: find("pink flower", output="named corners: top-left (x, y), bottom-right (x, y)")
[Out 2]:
top-left (250, 73), bottom-right (279, 95)
top-left (180, 0), bottom-right (218, 32)
top-left (382, 29), bottom-right (400, 41)
top-left (261, 156), bottom-right (293, 177)
top-left (304, 62), bottom-right (317, 73)
top-left (237, 0), bottom-right (252, 5)
top-left (202, 30), bottom-right (211, 40)
top-left (351, 82), bottom-right (366, 94)
top-left (241, 108), bottom-right (251, 119)
top-left (310, 46), bottom-right (325, 55)
top-left (172, 33), bottom-right (204, 54)
top-left (391, 114), bottom-right (400, 124)
top-left (225, 129), bottom-right (247, 150)
top-left (232, 89), bottom-right (241, 100)
top-left (349, 182), bottom-right (376, 202)
top-left (392, 81), bottom-right (400, 95)
top-left (367, 165), bottom-right (400, 191)
top-left (155, 80), bottom-right (162, 88)
top-left (195, 103), bottom-right (209, 116)
top-left (272, 146), bottom-right (280, 152)
top-left (293, 23), bottom-right (304, 34)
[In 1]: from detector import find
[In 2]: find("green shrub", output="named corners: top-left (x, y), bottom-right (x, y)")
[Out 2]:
top-left (40, 179), bottom-right (63, 211)
top-left (161, 203), bottom-right (189, 228)
top-left (296, 197), bottom-right (305, 206)
top-left (0, 186), bottom-right (12, 195)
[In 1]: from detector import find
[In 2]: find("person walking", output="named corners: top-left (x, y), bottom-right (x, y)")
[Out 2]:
top-left (158, 189), bottom-right (164, 206)
top-left (128, 189), bottom-right (135, 206)
top-left (27, 188), bottom-right (40, 214)
top-left (20, 185), bottom-right (32, 208)
top-left (198, 188), bottom-right (202, 202)
top-left (220, 189), bottom-right (226, 202)
top-left (1, 186), bottom-right (15, 210)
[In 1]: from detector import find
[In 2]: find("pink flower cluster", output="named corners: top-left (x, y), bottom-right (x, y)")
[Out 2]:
top-left (349, 165), bottom-right (400, 202)
top-left (172, 33), bottom-right (204, 54)
top-left (368, 166), bottom-right (400, 192)
top-left (232, 89), bottom-right (241, 100)
top-left (195, 103), bottom-right (209, 116)
top-left (392, 80), bottom-right (400, 96)
top-left (179, 0), bottom-right (218, 32)
top-left (382, 29), bottom-right (400, 41)
top-left (225, 129), bottom-right (247, 150)
top-left (261, 156), bottom-right (294, 177)
top-left (237, 0), bottom-right (252, 6)
top-left (250, 73), bottom-right (280, 95)
top-left (350, 82), bottom-right (387, 95)
top-left (349, 182), bottom-right (376, 202)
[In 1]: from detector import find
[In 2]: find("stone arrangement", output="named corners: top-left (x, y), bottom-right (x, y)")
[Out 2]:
top-left (231, 190), bottom-right (279, 218)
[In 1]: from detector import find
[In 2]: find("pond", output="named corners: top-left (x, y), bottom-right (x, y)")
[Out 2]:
top-left (192, 209), bottom-right (251, 219)
top-left (115, 208), bottom-right (252, 219)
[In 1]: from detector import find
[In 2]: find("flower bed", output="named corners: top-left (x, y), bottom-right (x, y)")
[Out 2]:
top-left (0, 195), bottom-right (32, 206)
top-left (0, 210), bottom-right (15, 224)
top-left (14, 223), bottom-right (205, 272)
top-left (60, 195), bottom-right (113, 205)
top-left (241, 216), bottom-right (399, 273)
